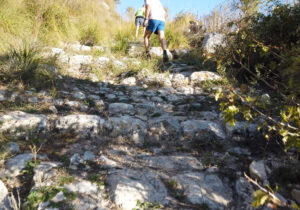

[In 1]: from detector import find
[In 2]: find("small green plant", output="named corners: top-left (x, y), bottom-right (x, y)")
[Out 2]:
top-left (58, 175), bottom-right (75, 185)
top-left (167, 180), bottom-right (178, 190)
top-left (24, 186), bottom-right (76, 210)
top-left (88, 174), bottom-right (105, 190)
top-left (23, 160), bottom-right (40, 175)
top-left (133, 200), bottom-right (161, 210)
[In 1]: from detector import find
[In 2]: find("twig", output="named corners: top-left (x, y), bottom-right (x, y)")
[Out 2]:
top-left (226, 85), bottom-right (300, 132)
top-left (243, 172), bottom-right (286, 207)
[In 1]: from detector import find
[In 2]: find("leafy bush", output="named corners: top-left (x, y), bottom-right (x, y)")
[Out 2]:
top-left (0, 43), bottom-right (60, 89)
top-left (213, 2), bottom-right (300, 152)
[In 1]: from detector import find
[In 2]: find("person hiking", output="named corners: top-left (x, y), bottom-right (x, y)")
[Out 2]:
top-left (135, 5), bottom-right (146, 38)
top-left (143, 0), bottom-right (169, 62)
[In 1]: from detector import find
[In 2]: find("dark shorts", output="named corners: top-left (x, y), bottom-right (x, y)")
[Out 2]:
top-left (146, 19), bottom-right (165, 34)
top-left (135, 16), bottom-right (145, 27)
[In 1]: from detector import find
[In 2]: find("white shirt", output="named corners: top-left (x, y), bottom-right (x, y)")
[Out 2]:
top-left (144, 0), bottom-right (166, 21)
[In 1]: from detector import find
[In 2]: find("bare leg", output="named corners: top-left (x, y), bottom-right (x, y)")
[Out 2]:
top-left (144, 30), bottom-right (152, 52)
top-left (143, 27), bottom-right (146, 37)
top-left (135, 26), bottom-right (140, 38)
top-left (158, 30), bottom-right (167, 50)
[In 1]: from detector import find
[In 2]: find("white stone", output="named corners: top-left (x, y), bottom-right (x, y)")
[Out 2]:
top-left (53, 99), bottom-right (64, 106)
top-left (49, 105), bottom-right (58, 114)
top-left (68, 43), bottom-right (82, 52)
top-left (34, 162), bottom-right (61, 186)
top-left (173, 172), bottom-right (232, 209)
top-left (148, 116), bottom-right (182, 139)
top-left (141, 155), bottom-right (203, 171)
top-left (83, 151), bottom-right (95, 162)
top-left (97, 155), bottom-right (118, 168)
top-left (170, 73), bottom-right (188, 87)
top-left (51, 191), bottom-right (66, 203)
top-left (249, 160), bottom-right (268, 182)
top-left (181, 120), bottom-right (226, 140)
top-left (70, 153), bottom-right (84, 166)
top-left (107, 169), bottom-right (169, 210)
top-left (121, 77), bottom-right (137, 86)
top-left (5, 153), bottom-right (33, 177)
top-left (55, 115), bottom-right (106, 138)
top-left (80, 45), bottom-right (91, 52)
top-left (96, 57), bottom-right (110, 67)
top-left (110, 116), bottom-right (147, 137)
top-left (5, 142), bottom-right (20, 154)
top-left (109, 103), bottom-right (135, 115)
top-left (190, 71), bottom-right (221, 83)
top-left (69, 55), bottom-right (93, 67)
top-left (28, 96), bottom-right (38, 103)
top-left (72, 91), bottom-right (86, 100)
top-left (0, 111), bottom-right (49, 138)
top-left (65, 180), bottom-right (98, 195)
top-left (0, 180), bottom-right (10, 209)
top-left (113, 60), bottom-right (126, 69)
top-left (149, 47), bottom-right (173, 60)
top-left (202, 33), bottom-right (226, 54)
top-left (50, 48), bottom-right (64, 55)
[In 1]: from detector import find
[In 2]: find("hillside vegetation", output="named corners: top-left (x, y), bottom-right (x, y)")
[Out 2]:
top-left (0, 0), bottom-right (120, 49)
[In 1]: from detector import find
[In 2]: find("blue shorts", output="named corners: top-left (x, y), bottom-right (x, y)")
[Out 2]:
top-left (147, 19), bottom-right (165, 34)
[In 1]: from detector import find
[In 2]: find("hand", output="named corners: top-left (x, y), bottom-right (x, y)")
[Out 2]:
top-left (143, 19), bottom-right (148, 27)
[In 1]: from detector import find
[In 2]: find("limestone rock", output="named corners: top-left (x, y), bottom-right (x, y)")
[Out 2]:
top-left (170, 73), bottom-right (188, 87)
top-left (148, 116), bottom-right (182, 140)
top-left (5, 153), bottom-right (33, 177)
top-left (55, 115), bottom-right (106, 138)
top-left (202, 33), bottom-right (226, 54)
top-left (51, 191), bottom-right (66, 203)
top-left (121, 77), bottom-right (137, 86)
top-left (70, 153), bottom-right (84, 166)
top-left (0, 111), bottom-right (49, 139)
top-left (108, 103), bottom-right (135, 115)
top-left (110, 115), bottom-right (147, 137)
top-left (34, 162), bottom-right (62, 186)
top-left (69, 55), bottom-right (93, 68)
top-left (0, 180), bottom-right (10, 210)
top-left (83, 151), bottom-right (95, 162)
top-left (107, 169), bottom-right (169, 210)
top-left (181, 120), bottom-right (226, 141)
top-left (65, 180), bottom-right (98, 195)
top-left (173, 172), bottom-right (232, 209)
top-left (141, 155), bottom-right (203, 171)
top-left (149, 47), bottom-right (173, 60)
top-left (235, 177), bottom-right (254, 209)
top-left (249, 160), bottom-right (268, 182)
top-left (96, 57), bottom-right (110, 67)
top-left (72, 91), bottom-right (86, 100)
top-left (190, 71), bottom-right (221, 83)
top-left (4, 142), bottom-right (20, 155)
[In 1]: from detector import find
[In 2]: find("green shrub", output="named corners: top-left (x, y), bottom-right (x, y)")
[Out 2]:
top-left (213, 2), bottom-right (300, 152)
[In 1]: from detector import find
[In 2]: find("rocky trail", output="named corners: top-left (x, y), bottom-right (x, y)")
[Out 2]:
top-left (0, 42), bottom-right (298, 210)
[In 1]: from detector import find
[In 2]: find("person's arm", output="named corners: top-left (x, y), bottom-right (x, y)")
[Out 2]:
top-left (143, 4), bottom-right (150, 27)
